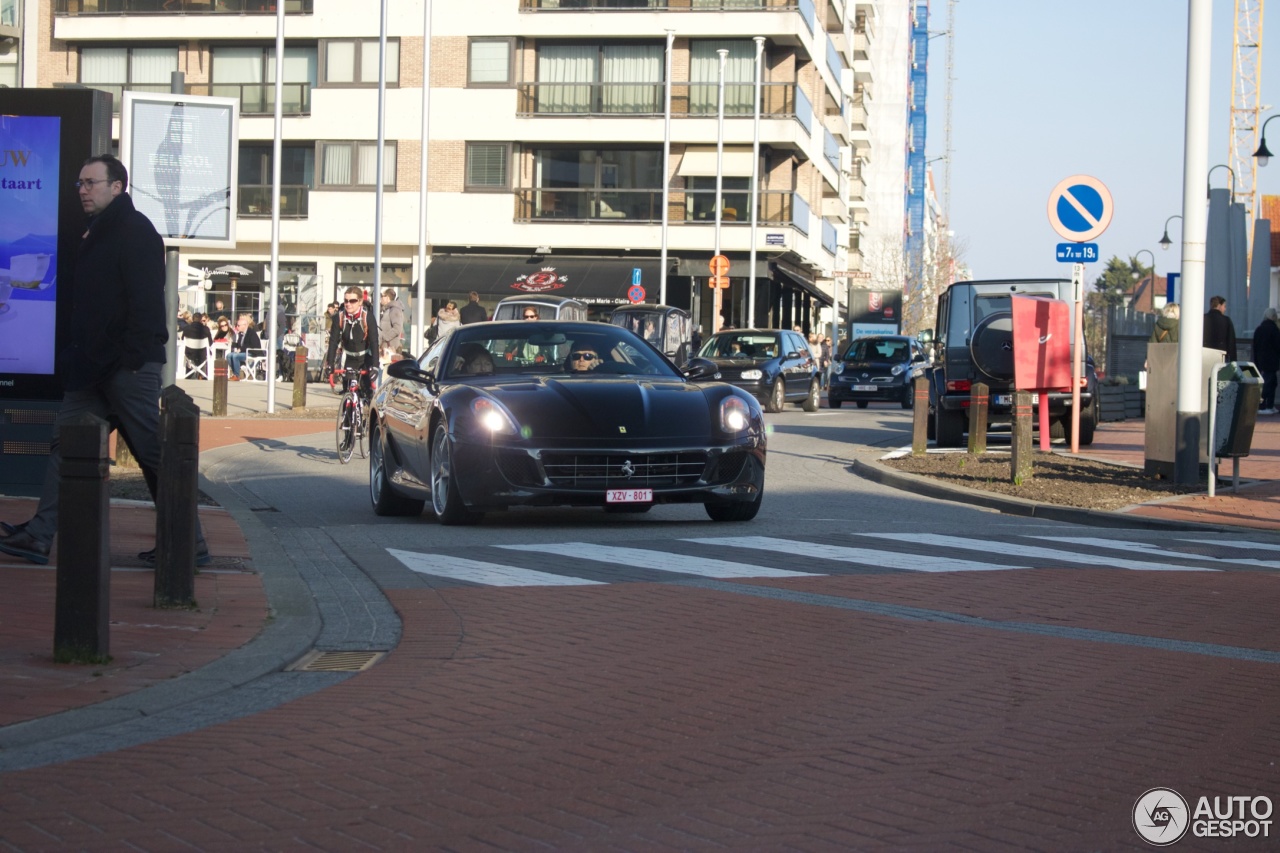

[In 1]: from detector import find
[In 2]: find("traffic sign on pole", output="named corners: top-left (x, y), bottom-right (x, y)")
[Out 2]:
top-left (1055, 242), bottom-right (1099, 263)
top-left (709, 255), bottom-right (730, 276)
top-left (632, 267), bottom-right (642, 286)
top-left (628, 284), bottom-right (645, 303)
top-left (709, 275), bottom-right (730, 289)
top-left (1047, 175), bottom-right (1114, 242)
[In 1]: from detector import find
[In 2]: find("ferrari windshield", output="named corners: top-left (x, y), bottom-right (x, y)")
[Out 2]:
top-left (439, 322), bottom-right (680, 380)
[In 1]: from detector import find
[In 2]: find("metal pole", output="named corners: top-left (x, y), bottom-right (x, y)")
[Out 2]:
top-left (714, 49), bottom-right (727, 333)
top-left (372, 0), bottom-right (389, 332)
top-left (748, 37), bottom-right (763, 329)
top-left (659, 29), bottom-right (674, 306)
top-left (266, 2), bottom-right (284, 412)
top-left (162, 70), bottom-right (184, 388)
top-left (1175, 0), bottom-right (1213, 484)
top-left (417, 0), bottom-right (433, 348)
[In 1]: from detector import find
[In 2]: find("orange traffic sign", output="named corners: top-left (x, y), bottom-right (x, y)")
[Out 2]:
top-left (709, 255), bottom-right (730, 276)
top-left (709, 275), bottom-right (730, 289)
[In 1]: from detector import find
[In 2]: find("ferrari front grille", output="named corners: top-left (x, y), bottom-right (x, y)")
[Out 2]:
top-left (541, 451), bottom-right (709, 489)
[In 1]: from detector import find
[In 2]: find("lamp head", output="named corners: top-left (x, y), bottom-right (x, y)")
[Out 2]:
top-left (1159, 231), bottom-right (1172, 250)
top-left (1255, 137), bottom-right (1273, 167)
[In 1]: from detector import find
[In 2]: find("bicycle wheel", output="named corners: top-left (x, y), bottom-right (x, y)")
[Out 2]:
top-left (335, 396), bottom-right (356, 464)
top-left (355, 401), bottom-right (368, 460)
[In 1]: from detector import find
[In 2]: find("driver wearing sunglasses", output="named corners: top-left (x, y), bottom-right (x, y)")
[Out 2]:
top-left (568, 348), bottom-right (600, 372)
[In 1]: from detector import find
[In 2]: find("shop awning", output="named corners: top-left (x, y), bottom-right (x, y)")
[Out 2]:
top-left (772, 262), bottom-right (834, 306)
top-left (423, 255), bottom-right (672, 301)
top-left (677, 146), bottom-right (756, 177)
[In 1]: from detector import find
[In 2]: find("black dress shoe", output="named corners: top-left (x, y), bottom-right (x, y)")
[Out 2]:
top-left (0, 521), bottom-right (27, 537)
top-left (138, 546), bottom-right (212, 567)
top-left (0, 530), bottom-right (51, 565)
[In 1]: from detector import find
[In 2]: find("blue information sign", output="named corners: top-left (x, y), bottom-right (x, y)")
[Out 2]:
top-left (631, 267), bottom-right (642, 286)
top-left (1056, 242), bottom-right (1099, 263)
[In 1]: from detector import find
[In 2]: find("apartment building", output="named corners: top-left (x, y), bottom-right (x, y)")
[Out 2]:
top-left (14, 0), bottom-right (891, 342)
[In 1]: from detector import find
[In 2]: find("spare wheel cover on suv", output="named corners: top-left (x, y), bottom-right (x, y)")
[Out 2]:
top-left (969, 311), bottom-right (1015, 382)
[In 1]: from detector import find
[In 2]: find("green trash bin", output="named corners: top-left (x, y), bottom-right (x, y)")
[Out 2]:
top-left (1211, 361), bottom-right (1262, 459)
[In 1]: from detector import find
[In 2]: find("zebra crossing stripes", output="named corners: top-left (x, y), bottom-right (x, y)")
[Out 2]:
top-left (1177, 538), bottom-right (1280, 555)
top-left (387, 549), bottom-right (606, 587)
top-left (496, 542), bottom-right (818, 579)
top-left (683, 536), bottom-right (1026, 573)
top-left (1035, 537), bottom-right (1280, 570)
top-left (862, 533), bottom-right (1217, 572)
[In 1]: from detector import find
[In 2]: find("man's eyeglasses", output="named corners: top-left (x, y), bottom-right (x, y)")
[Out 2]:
top-left (569, 352), bottom-right (598, 362)
top-left (74, 179), bottom-right (115, 189)
top-left (344, 298), bottom-right (361, 304)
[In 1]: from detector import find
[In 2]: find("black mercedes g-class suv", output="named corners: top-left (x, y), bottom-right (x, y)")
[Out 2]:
top-left (928, 279), bottom-right (1099, 447)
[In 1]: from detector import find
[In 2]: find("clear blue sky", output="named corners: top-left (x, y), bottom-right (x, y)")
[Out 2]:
top-left (927, 1), bottom-right (1280, 283)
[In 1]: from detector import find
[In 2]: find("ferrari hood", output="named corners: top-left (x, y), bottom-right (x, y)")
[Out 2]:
top-left (484, 376), bottom-right (715, 441)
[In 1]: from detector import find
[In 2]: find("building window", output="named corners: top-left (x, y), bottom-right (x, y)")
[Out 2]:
top-left (321, 39), bottom-right (399, 87)
top-left (469, 38), bottom-right (514, 87)
top-left (80, 46), bottom-right (179, 105)
top-left (213, 45), bottom-right (317, 114)
top-left (689, 39), bottom-right (755, 114)
top-left (535, 42), bottom-right (663, 114)
top-left (239, 142), bottom-right (315, 216)
top-left (465, 142), bottom-right (510, 190)
top-left (529, 147), bottom-right (661, 220)
top-left (318, 141), bottom-right (396, 188)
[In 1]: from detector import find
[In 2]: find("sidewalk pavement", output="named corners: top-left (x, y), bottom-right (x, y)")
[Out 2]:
top-left (0, 379), bottom-right (1276, 746)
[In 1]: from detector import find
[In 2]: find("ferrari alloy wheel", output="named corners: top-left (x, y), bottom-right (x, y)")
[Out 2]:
top-left (802, 378), bottom-right (820, 412)
top-left (765, 378), bottom-right (786, 413)
top-left (370, 423), bottom-right (425, 517)
top-left (430, 423), bottom-right (482, 525)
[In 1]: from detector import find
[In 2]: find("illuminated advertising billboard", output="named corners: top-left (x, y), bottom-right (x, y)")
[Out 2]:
top-left (0, 115), bottom-right (61, 377)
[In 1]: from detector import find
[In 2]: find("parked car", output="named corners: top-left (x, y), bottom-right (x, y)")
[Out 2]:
top-left (609, 303), bottom-right (692, 366)
top-left (697, 329), bottom-right (821, 413)
top-left (492, 294), bottom-right (589, 322)
top-left (829, 335), bottom-right (929, 409)
top-left (367, 320), bottom-right (766, 524)
top-left (929, 279), bottom-right (1099, 447)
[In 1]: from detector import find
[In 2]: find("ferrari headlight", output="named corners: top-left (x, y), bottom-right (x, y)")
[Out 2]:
top-left (833, 363), bottom-right (846, 376)
top-left (891, 364), bottom-right (906, 376)
top-left (470, 397), bottom-right (519, 435)
top-left (739, 369), bottom-right (763, 380)
top-left (720, 396), bottom-right (751, 432)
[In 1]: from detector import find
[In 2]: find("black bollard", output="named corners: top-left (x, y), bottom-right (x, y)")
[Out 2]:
top-left (155, 386), bottom-right (201, 607)
top-left (293, 343), bottom-right (308, 410)
top-left (968, 382), bottom-right (988, 455)
top-left (212, 356), bottom-right (228, 417)
top-left (912, 376), bottom-right (929, 456)
top-left (54, 413), bottom-right (111, 661)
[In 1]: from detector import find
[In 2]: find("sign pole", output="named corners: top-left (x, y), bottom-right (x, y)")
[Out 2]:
top-left (713, 49), bottom-right (727, 333)
top-left (1070, 262), bottom-right (1084, 453)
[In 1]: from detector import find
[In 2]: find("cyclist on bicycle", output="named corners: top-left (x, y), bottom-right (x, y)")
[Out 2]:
top-left (326, 286), bottom-right (380, 399)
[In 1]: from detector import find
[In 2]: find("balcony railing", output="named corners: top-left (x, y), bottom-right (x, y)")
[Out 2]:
top-left (516, 81), bottom-right (797, 118)
top-left (53, 81), bottom-right (310, 115)
top-left (239, 184), bottom-right (309, 218)
top-left (519, 1), bottom-right (797, 10)
top-left (514, 188), bottom-right (795, 224)
top-left (55, 0), bottom-right (311, 14)
top-left (821, 218), bottom-right (838, 255)
top-left (822, 127), bottom-right (840, 171)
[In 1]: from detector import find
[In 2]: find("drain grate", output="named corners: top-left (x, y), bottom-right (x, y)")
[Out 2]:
top-left (287, 650), bottom-right (387, 672)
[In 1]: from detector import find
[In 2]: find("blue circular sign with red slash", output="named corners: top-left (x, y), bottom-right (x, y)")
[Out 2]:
top-left (1047, 175), bottom-right (1113, 242)
top-left (628, 285), bottom-right (645, 303)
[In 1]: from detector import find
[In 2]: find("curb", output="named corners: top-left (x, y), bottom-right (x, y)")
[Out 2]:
top-left (851, 457), bottom-right (1235, 533)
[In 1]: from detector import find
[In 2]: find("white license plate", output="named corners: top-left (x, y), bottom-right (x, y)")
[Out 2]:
top-left (993, 393), bottom-right (1039, 406)
top-left (607, 488), bottom-right (653, 503)
top-left (852, 384), bottom-right (877, 392)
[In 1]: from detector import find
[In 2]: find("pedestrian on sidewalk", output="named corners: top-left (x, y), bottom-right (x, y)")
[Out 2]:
top-left (459, 290), bottom-right (487, 325)
top-left (0, 155), bottom-right (209, 566)
top-left (1149, 302), bottom-right (1180, 344)
top-left (1203, 295), bottom-right (1238, 362)
top-left (1253, 307), bottom-right (1280, 415)
top-left (378, 288), bottom-right (406, 352)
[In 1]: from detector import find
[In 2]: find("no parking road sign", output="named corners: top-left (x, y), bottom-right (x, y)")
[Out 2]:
top-left (1047, 175), bottom-right (1113, 242)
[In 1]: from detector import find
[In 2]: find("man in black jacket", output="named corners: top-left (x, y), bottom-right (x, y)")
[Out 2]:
top-left (459, 290), bottom-right (488, 325)
top-left (0, 155), bottom-right (209, 566)
top-left (1203, 295), bottom-right (1238, 362)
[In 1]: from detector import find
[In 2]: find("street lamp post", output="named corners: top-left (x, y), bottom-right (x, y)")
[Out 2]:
top-left (1159, 214), bottom-right (1182, 250)
top-left (1134, 249), bottom-right (1157, 306)
top-left (1207, 163), bottom-right (1236, 202)
top-left (1253, 114), bottom-right (1278, 165)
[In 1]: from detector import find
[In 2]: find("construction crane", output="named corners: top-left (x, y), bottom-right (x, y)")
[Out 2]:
top-left (1229, 0), bottom-right (1264, 238)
